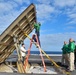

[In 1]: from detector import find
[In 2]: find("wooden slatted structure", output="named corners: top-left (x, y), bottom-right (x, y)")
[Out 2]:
top-left (0, 3), bottom-right (36, 63)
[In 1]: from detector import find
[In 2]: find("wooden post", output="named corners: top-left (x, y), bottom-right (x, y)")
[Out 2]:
top-left (13, 35), bottom-right (25, 73)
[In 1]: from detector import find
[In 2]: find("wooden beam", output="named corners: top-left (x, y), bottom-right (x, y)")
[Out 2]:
top-left (0, 3), bottom-right (36, 63)
top-left (0, 42), bottom-right (9, 46)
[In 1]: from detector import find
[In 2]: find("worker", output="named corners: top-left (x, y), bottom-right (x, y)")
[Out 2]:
top-left (20, 43), bottom-right (27, 64)
top-left (74, 45), bottom-right (76, 69)
top-left (68, 38), bottom-right (75, 72)
top-left (34, 22), bottom-right (41, 46)
top-left (61, 41), bottom-right (68, 65)
top-left (74, 41), bottom-right (76, 68)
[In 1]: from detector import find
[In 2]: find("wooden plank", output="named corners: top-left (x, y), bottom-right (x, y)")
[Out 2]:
top-left (0, 3), bottom-right (36, 63)
top-left (0, 47), bottom-right (15, 63)
top-left (0, 4), bottom-right (36, 40)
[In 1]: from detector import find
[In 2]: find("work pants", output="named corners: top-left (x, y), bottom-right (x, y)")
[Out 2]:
top-left (65, 53), bottom-right (70, 66)
top-left (74, 51), bottom-right (76, 64)
top-left (35, 31), bottom-right (41, 47)
top-left (62, 54), bottom-right (67, 65)
top-left (69, 52), bottom-right (75, 71)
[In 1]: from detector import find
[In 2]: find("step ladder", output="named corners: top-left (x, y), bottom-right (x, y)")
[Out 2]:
top-left (24, 34), bottom-right (46, 72)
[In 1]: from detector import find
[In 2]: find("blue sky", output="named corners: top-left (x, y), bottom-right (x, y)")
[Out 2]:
top-left (0, 0), bottom-right (76, 52)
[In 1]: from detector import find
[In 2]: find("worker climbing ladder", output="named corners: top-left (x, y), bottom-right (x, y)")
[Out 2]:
top-left (24, 34), bottom-right (46, 72)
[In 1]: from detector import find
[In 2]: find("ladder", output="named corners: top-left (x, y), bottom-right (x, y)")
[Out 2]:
top-left (24, 34), bottom-right (47, 72)
top-left (24, 33), bottom-right (71, 75)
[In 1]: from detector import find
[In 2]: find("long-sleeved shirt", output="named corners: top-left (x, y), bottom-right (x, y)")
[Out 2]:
top-left (34, 23), bottom-right (41, 32)
top-left (62, 44), bottom-right (68, 54)
top-left (68, 42), bottom-right (75, 53)
top-left (20, 47), bottom-right (27, 57)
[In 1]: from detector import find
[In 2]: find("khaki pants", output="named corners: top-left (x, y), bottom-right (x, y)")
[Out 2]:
top-left (69, 52), bottom-right (75, 71)
top-left (65, 53), bottom-right (70, 66)
top-left (62, 54), bottom-right (70, 66)
top-left (62, 54), bottom-right (67, 65)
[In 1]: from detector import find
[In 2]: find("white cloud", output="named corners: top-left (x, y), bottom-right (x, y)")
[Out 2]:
top-left (69, 14), bottom-right (76, 19)
top-left (37, 0), bottom-right (52, 4)
top-left (53, 0), bottom-right (76, 25)
top-left (13, 0), bottom-right (30, 5)
top-left (36, 0), bottom-right (76, 25)
top-left (0, 7), bottom-right (26, 33)
top-left (54, 0), bottom-right (76, 7)
top-left (36, 4), bottom-right (55, 23)
top-left (0, 0), bottom-right (31, 34)
top-left (68, 19), bottom-right (76, 24)
top-left (0, 0), bottom-right (30, 13)
top-left (40, 32), bottom-right (76, 51)
top-left (40, 29), bottom-right (55, 33)
top-left (65, 7), bottom-right (76, 24)
top-left (64, 25), bottom-right (75, 31)
top-left (0, 2), bottom-right (15, 13)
